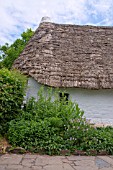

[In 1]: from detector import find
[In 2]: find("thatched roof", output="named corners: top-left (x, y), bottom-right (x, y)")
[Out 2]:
top-left (13, 18), bottom-right (113, 89)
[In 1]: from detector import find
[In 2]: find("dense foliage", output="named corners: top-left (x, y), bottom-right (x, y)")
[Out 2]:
top-left (0, 68), bottom-right (26, 134)
top-left (0, 28), bottom-right (34, 69)
top-left (8, 88), bottom-right (113, 155)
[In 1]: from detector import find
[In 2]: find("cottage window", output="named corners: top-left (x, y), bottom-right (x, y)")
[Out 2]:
top-left (59, 92), bottom-right (69, 103)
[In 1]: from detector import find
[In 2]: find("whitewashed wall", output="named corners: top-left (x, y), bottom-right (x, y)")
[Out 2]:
top-left (26, 77), bottom-right (113, 125)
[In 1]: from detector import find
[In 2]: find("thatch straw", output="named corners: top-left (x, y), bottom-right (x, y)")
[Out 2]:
top-left (13, 22), bottom-right (113, 89)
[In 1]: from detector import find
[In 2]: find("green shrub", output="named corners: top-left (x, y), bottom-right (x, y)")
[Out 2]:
top-left (0, 68), bottom-right (26, 133)
top-left (8, 88), bottom-right (91, 154)
top-left (80, 127), bottom-right (113, 154)
top-left (8, 88), bottom-right (113, 155)
top-left (8, 119), bottom-right (64, 155)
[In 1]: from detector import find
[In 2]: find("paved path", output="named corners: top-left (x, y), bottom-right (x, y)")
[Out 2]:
top-left (0, 154), bottom-right (113, 170)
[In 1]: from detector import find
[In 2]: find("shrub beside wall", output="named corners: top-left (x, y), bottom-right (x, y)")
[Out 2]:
top-left (0, 68), bottom-right (26, 134)
top-left (8, 88), bottom-right (90, 155)
top-left (8, 88), bottom-right (113, 155)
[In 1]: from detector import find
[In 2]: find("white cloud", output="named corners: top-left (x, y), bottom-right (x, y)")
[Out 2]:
top-left (0, 0), bottom-right (113, 45)
top-left (87, 0), bottom-right (113, 25)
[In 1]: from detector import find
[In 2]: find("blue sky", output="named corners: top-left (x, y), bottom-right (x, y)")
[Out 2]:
top-left (0, 0), bottom-right (113, 45)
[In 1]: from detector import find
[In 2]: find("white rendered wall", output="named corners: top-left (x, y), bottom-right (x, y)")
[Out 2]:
top-left (27, 77), bottom-right (113, 125)
top-left (67, 88), bottom-right (113, 125)
top-left (26, 78), bottom-right (43, 101)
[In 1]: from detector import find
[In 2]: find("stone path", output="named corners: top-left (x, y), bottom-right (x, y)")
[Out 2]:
top-left (0, 154), bottom-right (113, 170)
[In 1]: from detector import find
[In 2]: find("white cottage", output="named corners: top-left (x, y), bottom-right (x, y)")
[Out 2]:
top-left (14, 17), bottom-right (113, 124)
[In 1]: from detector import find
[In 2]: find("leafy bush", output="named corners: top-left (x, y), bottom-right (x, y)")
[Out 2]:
top-left (8, 88), bottom-right (91, 154)
top-left (8, 88), bottom-right (113, 155)
top-left (80, 126), bottom-right (113, 154)
top-left (0, 68), bottom-right (26, 133)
